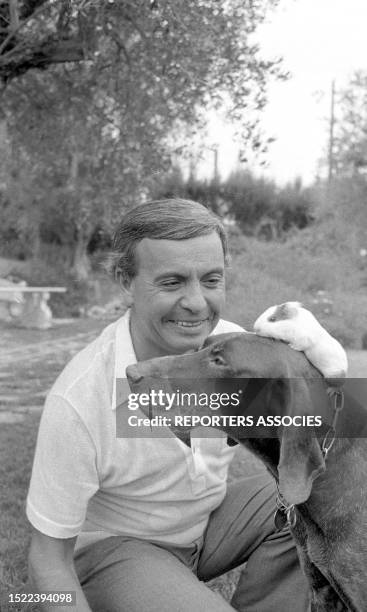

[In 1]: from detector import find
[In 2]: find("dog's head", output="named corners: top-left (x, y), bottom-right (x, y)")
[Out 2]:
top-left (126, 332), bottom-right (328, 504)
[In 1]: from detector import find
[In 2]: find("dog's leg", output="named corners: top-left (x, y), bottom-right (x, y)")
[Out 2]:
top-left (297, 547), bottom-right (347, 611)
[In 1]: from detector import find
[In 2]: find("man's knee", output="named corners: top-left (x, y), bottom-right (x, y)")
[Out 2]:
top-left (75, 536), bottom-right (234, 612)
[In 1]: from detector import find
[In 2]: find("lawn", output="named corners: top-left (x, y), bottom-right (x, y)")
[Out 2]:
top-left (0, 416), bottom-right (40, 611)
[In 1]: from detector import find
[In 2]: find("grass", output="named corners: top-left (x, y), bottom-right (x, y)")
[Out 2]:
top-left (0, 416), bottom-right (40, 612)
top-left (223, 229), bottom-right (367, 348)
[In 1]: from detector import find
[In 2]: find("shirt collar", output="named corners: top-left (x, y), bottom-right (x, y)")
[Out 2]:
top-left (112, 309), bottom-right (137, 410)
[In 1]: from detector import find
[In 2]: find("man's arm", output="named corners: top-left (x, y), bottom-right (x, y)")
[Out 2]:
top-left (28, 528), bottom-right (91, 611)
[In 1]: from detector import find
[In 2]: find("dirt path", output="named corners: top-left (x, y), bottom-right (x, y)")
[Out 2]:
top-left (0, 318), bottom-right (109, 421)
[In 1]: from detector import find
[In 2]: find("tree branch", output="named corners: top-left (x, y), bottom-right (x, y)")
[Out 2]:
top-left (9, 0), bottom-right (20, 31)
top-left (20, 0), bottom-right (48, 20)
top-left (0, 0), bottom-right (50, 55)
top-left (0, 37), bottom-right (88, 81)
top-left (110, 30), bottom-right (130, 68)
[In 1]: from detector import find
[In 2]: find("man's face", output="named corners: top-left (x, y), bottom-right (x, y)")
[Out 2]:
top-left (126, 232), bottom-right (226, 360)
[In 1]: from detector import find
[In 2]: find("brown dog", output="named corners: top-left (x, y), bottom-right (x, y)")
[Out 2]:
top-left (126, 333), bottom-right (367, 612)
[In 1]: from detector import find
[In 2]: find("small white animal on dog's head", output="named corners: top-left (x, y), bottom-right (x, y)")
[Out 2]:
top-left (253, 301), bottom-right (348, 382)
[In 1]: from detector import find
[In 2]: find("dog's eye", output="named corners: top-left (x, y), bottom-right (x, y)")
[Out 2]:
top-left (212, 354), bottom-right (226, 366)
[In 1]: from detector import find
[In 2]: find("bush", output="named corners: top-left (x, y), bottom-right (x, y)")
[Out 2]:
top-left (150, 167), bottom-right (315, 239)
top-left (222, 171), bottom-right (314, 238)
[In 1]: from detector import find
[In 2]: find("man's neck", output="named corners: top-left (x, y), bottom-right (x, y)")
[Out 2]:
top-left (129, 314), bottom-right (165, 362)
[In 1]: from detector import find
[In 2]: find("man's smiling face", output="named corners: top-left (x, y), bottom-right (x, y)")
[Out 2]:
top-left (126, 232), bottom-right (226, 360)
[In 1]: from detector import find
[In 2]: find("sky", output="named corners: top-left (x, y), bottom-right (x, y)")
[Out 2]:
top-left (199, 0), bottom-right (367, 185)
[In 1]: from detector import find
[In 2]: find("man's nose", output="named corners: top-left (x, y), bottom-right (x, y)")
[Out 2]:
top-left (180, 283), bottom-right (207, 312)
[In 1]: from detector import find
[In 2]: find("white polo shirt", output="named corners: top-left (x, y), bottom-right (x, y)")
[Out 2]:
top-left (26, 311), bottom-right (245, 551)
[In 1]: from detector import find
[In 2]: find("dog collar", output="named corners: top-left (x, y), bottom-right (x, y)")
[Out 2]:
top-left (274, 388), bottom-right (345, 531)
top-left (274, 484), bottom-right (297, 532)
top-left (321, 388), bottom-right (345, 460)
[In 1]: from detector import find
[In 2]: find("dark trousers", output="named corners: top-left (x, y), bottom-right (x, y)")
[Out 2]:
top-left (75, 471), bottom-right (310, 611)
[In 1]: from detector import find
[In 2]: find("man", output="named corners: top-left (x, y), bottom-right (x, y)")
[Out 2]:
top-left (27, 199), bottom-right (311, 611)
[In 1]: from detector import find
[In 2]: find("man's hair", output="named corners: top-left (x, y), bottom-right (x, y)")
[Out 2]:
top-left (106, 198), bottom-right (230, 284)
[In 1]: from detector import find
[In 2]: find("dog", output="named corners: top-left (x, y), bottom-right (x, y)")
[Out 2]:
top-left (126, 333), bottom-right (367, 612)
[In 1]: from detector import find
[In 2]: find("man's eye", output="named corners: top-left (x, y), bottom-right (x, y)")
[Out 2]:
top-left (160, 280), bottom-right (180, 288)
top-left (204, 277), bottom-right (222, 287)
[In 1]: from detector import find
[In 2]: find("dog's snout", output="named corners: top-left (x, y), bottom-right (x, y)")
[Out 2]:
top-left (126, 365), bottom-right (143, 384)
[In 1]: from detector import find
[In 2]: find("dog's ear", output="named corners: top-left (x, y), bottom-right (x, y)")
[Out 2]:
top-left (277, 378), bottom-right (326, 505)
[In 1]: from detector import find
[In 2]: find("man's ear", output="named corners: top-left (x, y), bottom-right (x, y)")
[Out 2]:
top-left (277, 377), bottom-right (326, 505)
top-left (120, 277), bottom-right (135, 307)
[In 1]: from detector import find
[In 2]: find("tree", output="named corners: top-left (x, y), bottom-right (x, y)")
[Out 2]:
top-left (1, 0), bottom-right (283, 278)
top-left (332, 71), bottom-right (367, 177)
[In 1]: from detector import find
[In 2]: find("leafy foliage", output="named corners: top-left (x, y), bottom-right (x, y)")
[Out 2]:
top-left (1, 0), bottom-right (283, 277)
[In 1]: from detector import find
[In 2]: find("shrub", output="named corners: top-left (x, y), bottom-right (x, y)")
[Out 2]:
top-left (150, 168), bottom-right (315, 239)
top-left (222, 171), bottom-right (314, 238)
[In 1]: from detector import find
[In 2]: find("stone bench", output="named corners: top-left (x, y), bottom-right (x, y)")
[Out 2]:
top-left (0, 285), bottom-right (67, 329)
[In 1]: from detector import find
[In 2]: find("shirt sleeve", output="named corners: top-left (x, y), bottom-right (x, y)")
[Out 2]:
top-left (26, 394), bottom-right (99, 538)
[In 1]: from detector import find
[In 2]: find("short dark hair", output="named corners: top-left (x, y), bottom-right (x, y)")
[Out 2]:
top-left (106, 198), bottom-right (230, 284)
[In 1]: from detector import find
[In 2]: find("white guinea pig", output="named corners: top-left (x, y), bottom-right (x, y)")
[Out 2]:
top-left (253, 301), bottom-right (348, 380)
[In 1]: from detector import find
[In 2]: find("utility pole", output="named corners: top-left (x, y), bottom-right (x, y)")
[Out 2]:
top-left (213, 146), bottom-right (219, 183)
top-left (328, 79), bottom-right (336, 181)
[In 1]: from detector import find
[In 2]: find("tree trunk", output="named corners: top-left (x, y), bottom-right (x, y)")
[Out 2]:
top-left (71, 228), bottom-right (91, 281)
top-left (68, 148), bottom-right (91, 281)
top-left (0, 116), bottom-right (8, 186)
top-left (30, 225), bottom-right (41, 259)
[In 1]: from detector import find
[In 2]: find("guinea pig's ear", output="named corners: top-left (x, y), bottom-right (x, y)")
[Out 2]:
top-left (275, 302), bottom-right (299, 319)
top-left (277, 378), bottom-right (326, 505)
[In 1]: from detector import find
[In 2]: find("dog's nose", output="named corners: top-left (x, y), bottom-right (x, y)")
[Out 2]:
top-left (126, 365), bottom-right (143, 384)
